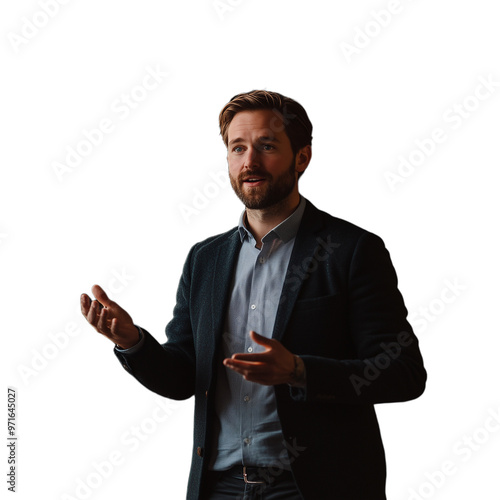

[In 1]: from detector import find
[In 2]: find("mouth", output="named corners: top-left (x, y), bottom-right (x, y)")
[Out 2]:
top-left (242, 177), bottom-right (266, 186)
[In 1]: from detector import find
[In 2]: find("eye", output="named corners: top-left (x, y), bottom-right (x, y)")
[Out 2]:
top-left (232, 145), bottom-right (244, 153)
top-left (261, 144), bottom-right (275, 151)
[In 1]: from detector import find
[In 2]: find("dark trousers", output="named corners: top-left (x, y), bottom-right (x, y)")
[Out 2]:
top-left (201, 466), bottom-right (304, 500)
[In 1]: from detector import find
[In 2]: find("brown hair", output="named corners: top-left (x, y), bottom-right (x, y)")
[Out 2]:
top-left (219, 90), bottom-right (313, 156)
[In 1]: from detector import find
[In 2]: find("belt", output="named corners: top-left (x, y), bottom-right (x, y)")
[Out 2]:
top-left (219, 465), bottom-right (293, 484)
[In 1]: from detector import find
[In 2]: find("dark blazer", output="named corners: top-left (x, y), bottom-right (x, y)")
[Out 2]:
top-left (114, 199), bottom-right (426, 499)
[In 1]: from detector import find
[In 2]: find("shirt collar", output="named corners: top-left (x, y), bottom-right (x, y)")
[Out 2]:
top-left (237, 196), bottom-right (306, 244)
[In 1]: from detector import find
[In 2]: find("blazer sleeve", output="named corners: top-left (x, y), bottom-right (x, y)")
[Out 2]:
top-left (113, 245), bottom-right (197, 401)
top-left (294, 231), bottom-right (427, 405)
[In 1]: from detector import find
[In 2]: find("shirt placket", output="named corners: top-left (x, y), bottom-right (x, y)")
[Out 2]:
top-left (240, 241), bottom-right (271, 464)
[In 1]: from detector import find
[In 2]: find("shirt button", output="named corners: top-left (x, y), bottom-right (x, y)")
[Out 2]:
top-left (250, 304), bottom-right (256, 310)
top-left (243, 395), bottom-right (250, 402)
top-left (243, 438), bottom-right (251, 445)
top-left (247, 346), bottom-right (253, 353)
top-left (259, 257), bottom-right (265, 264)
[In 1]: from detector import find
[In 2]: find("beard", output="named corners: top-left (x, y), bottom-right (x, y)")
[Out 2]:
top-left (229, 158), bottom-right (297, 210)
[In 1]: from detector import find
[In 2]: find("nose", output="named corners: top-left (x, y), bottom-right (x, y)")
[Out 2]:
top-left (243, 147), bottom-right (259, 169)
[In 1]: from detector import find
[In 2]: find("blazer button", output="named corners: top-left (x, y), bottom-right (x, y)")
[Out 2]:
top-left (205, 390), bottom-right (208, 398)
top-left (197, 446), bottom-right (204, 457)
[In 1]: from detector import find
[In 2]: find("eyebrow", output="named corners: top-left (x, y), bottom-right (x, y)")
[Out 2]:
top-left (228, 136), bottom-right (281, 146)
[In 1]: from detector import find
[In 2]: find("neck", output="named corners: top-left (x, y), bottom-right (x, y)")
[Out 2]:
top-left (245, 193), bottom-right (300, 248)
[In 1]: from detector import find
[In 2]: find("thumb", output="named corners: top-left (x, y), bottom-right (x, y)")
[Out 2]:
top-left (91, 284), bottom-right (114, 307)
top-left (249, 330), bottom-right (273, 347)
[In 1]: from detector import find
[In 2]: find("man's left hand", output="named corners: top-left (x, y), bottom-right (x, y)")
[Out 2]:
top-left (223, 331), bottom-right (297, 386)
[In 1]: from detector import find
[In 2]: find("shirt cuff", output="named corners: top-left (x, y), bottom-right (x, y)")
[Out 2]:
top-left (114, 326), bottom-right (145, 354)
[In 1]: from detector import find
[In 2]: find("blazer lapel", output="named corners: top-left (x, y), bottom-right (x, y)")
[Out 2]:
top-left (272, 201), bottom-right (325, 343)
top-left (210, 229), bottom-right (242, 346)
top-left (206, 201), bottom-right (326, 346)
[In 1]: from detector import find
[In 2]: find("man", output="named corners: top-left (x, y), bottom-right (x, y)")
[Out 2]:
top-left (81, 90), bottom-right (426, 499)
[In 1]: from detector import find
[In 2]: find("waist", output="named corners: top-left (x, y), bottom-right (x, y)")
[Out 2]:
top-left (208, 464), bottom-right (295, 484)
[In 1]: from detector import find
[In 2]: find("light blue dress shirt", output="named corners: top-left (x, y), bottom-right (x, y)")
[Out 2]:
top-left (209, 197), bottom-right (306, 471)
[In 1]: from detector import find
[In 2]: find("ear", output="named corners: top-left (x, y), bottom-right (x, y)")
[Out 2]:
top-left (295, 145), bottom-right (312, 175)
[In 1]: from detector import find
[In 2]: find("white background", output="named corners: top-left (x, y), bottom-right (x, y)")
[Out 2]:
top-left (2, 0), bottom-right (500, 499)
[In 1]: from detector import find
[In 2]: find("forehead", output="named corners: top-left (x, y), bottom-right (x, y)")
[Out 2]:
top-left (227, 109), bottom-right (286, 141)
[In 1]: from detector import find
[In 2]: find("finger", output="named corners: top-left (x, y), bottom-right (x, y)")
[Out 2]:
top-left (231, 353), bottom-right (269, 362)
top-left (91, 284), bottom-right (114, 308)
top-left (224, 358), bottom-right (266, 370)
top-left (86, 299), bottom-right (99, 325)
top-left (249, 331), bottom-right (275, 347)
top-left (80, 294), bottom-right (91, 315)
top-left (224, 362), bottom-right (273, 385)
top-left (110, 317), bottom-right (119, 336)
top-left (97, 306), bottom-right (110, 334)
top-left (109, 318), bottom-right (131, 339)
top-left (224, 361), bottom-right (251, 377)
top-left (87, 300), bottom-right (104, 328)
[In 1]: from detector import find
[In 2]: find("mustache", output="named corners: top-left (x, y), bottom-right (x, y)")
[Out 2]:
top-left (238, 170), bottom-right (270, 182)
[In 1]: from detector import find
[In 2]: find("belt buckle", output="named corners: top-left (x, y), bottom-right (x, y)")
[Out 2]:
top-left (243, 466), bottom-right (266, 484)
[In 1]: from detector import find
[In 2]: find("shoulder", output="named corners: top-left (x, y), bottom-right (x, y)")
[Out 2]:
top-left (302, 199), bottom-right (383, 245)
top-left (301, 200), bottom-right (396, 277)
top-left (187, 226), bottom-right (240, 260)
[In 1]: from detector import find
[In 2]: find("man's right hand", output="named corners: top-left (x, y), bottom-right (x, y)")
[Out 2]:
top-left (80, 284), bottom-right (140, 349)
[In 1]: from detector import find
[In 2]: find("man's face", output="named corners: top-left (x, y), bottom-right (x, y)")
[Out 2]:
top-left (227, 110), bottom-right (299, 210)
